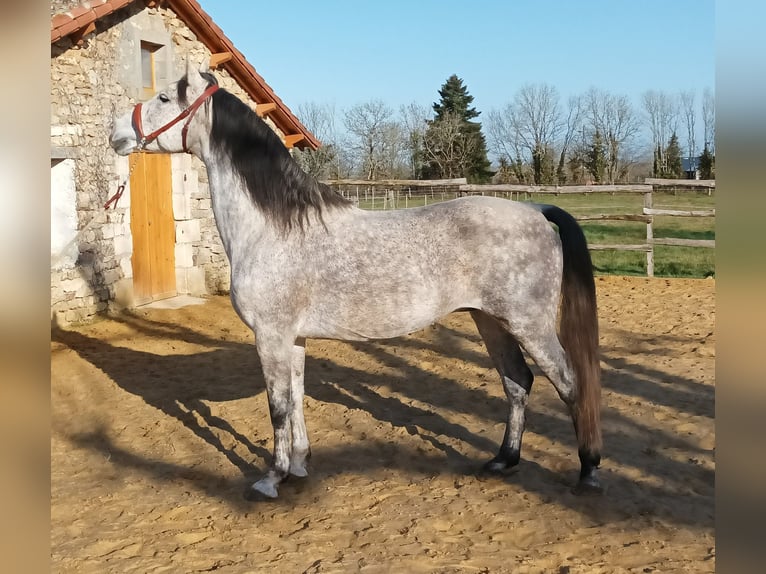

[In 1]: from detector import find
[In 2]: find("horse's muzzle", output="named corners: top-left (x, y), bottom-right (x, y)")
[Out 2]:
top-left (109, 116), bottom-right (137, 156)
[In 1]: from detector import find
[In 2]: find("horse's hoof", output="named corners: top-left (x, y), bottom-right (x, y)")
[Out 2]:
top-left (288, 460), bottom-right (311, 478)
top-left (481, 459), bottom-right (519, 476)
top-left (245, 478), bottom-right (279, 500)
top-left (572, 478), bottom-right (604, 496)
top-left (289, 462), bottom-right (309, 478)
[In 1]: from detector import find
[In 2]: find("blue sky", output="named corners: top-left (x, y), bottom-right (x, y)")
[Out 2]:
top-left (199, 1), bottom-right (714, 123)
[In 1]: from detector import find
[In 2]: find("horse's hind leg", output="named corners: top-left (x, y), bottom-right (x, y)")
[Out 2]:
top-left (516, 329), bottom-right (603, 493)
top-left (471, 310), bottom-right (534, 473)
top-left (288, 338), bottom-right (311, 478)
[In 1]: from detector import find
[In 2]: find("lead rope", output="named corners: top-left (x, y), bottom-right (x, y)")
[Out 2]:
top-left (104, 153), bottom-right (141, 210)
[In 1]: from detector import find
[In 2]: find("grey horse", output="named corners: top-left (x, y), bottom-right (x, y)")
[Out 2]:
top-left (110, 60), bottom-right (602, 500)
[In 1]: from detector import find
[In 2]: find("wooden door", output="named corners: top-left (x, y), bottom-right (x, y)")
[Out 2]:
top-left (129, 153), bottom-right (176, 305)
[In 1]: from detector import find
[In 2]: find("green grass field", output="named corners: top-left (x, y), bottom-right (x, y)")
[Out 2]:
top-left (351, 189), bottom-right (715, 278)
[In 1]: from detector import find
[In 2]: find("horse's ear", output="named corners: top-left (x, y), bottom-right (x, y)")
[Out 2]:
top-left (199, 56), bottom-right (210, 73)
top-left (186, 55), bottom-right (207, 91)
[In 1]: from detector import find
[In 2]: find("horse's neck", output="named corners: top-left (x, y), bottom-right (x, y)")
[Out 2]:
top-left (201, 149), bottom-right (267, 262)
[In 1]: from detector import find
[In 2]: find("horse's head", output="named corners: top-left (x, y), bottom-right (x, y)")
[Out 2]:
top-left (110, 58), bottom-right (217, 156)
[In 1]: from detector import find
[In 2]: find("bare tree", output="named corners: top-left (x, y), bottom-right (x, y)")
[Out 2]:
top-left (485, 106), bottom-right (528, 182)
top-left (509, 84), bottom-right (563, 183)
top-left (399, 102), bottom-right (430, 178)
top-left (557, 95), bottom-right (583, 183)
top-left (484, 104), bottom-right (525, 182)
top-left (421, 112), bottom-right (477, 179)
top-left (376, 121), bottom-right (409, 179)
top-left (642, 90), bottom-right (661, 150)
top-left (296, 101), bottom-right (335, 144)
top-left (583, 88), bottom-right (640, 183)
top-left (343, 100), bottom-right (396, 180)
top-left (680, 90), bottom-right (697, 161)
top-left (293, 101), bottom-right (340, 179)
top-left (486, 84), bottom-right (582, 184)
top-left (642, 90), bottom-right (679, 175)
top-left (701, 87), bottom-right (715, 154)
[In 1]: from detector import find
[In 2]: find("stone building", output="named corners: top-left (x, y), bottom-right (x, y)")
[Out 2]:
top-left (50, 0), bottom-right (319, 324)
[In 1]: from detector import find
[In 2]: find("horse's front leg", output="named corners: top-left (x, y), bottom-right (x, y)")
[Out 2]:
top-left (249, 334), bottom-right (294, 499)
top-left (288, 337), bottom-right (311, 477)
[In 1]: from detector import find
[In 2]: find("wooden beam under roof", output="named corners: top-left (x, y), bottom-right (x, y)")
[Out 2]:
top-left (209, 51), bottom-right (232, 69)
top-left (283, 134), bottom-right (305, 148)
top-left (161, 0), bottom-right (321, 150)
top-left (255, 103), bottom-right (277, 117)
top-left (69, 22), bottom-right (96, 45)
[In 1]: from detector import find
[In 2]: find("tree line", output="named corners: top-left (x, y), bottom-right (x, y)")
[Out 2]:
top-left (292, 75), bottom-right (715, 185)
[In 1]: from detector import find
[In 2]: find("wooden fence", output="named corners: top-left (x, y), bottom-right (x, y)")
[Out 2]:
top-left (323, 178), bottom-right (716, 277)
top-left (323, 178), bottom-right (469, 210)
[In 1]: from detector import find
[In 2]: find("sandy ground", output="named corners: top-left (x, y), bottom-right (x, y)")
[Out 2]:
top-left (51, 276), bottom-right (715, 573)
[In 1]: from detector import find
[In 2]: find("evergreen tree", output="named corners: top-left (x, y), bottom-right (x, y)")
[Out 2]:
top-left (586, 129), bottom-right (606, 183)
top-left (432, 74), bottom-right (479, 122)
top-left (425, 74), bottom-right (492, 183)
top-left (698, 143), bottom-right (715, 179)
top-left (664, 131), bottom-right (683, 178)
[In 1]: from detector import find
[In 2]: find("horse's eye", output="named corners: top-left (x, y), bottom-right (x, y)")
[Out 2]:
top-left (158, 93), bottom-right (170, 103)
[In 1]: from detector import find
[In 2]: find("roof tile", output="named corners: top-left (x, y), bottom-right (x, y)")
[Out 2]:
top-left (74, 13), bottom-right (97, 27)
top-left (67, 5), bottom-right (91, 19)
top-left (56, 19), bottom-right (82, 38)
top-left (51, 14), bottom-right (73, 29)
top-left (92, 4), bottom-right (114, 18)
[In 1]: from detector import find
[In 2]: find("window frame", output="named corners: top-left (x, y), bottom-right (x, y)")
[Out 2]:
top-left (140, 41), bottom-right (162, 100)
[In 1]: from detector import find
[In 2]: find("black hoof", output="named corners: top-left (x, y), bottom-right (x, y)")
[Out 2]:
top-left (572, 477), bottom-right (604, 496)
top-left (481, 458), bottom-right (520, 477)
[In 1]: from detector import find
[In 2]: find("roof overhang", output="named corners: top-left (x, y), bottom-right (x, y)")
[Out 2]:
top-left (51, 0), bottom-right (319, 150)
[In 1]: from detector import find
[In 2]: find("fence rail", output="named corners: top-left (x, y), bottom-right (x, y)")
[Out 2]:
top-left (323, 177), bottom-right (467, 188)
top-left (459, 183), bottom-right (653, 194)
top-left (645, 178), bottom-right (716, 188)
top-left (324, 178), bottom-right (716, 277)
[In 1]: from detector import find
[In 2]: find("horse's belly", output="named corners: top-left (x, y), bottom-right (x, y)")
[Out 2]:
top-left (298, 294), bottom-right (475, 341)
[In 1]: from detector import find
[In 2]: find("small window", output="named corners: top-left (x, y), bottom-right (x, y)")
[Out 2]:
top-left (140, 41), bottom-right (161, 99)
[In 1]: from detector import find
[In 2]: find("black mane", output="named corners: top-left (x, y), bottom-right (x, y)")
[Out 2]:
top-left (179, 74), bottom-right (349, 232)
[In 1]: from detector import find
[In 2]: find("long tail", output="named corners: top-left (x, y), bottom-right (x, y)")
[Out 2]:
top-left (537, 204), bottom-right (602, 455)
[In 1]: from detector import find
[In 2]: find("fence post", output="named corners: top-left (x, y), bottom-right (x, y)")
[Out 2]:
top-left (644, 190), bottom-right (654, 277)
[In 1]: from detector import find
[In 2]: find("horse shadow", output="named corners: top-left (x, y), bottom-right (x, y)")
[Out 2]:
top-left (52, 310), bottom-right (714, 527)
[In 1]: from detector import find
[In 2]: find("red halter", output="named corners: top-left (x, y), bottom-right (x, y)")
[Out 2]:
top-left (131, 83), bottom-right (219, 153)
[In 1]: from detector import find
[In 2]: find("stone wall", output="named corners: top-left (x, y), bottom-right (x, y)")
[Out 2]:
top-left (50, 3), bottom-right (286, 324)
top-left (51, 5), bottom-right (141, 325)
